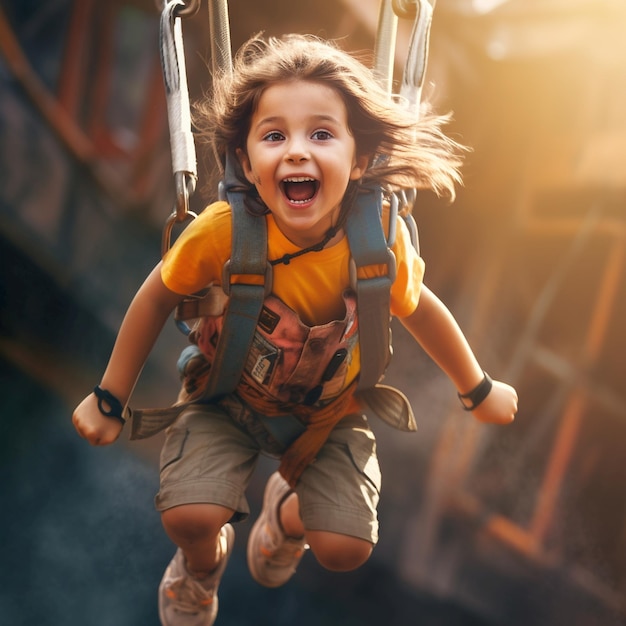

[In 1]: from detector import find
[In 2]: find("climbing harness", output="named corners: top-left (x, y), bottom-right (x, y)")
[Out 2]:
top-left (130, 0), bottom-right (436, 441)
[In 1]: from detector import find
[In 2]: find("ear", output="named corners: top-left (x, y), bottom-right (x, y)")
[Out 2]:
top-left (349, 154), bottom-right (370, 181)
top-left (236, 147), bottom-right (256, 184)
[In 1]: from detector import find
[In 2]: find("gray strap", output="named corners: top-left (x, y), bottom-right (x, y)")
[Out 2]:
top-left (199, 184), bottom-right (269, 401)
top-left (345, 188), bottom-right (396, 389)
top-left (159, 1), bottom-right (197, 179)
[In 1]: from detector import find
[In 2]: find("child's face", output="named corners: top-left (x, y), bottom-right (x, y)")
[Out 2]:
top-left (238, 80), bottom-right (368, 248)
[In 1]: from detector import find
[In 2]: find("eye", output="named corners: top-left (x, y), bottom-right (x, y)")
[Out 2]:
top-left (311, 129), bottom-right (334, 141)
top-left (262, 131), bottom-right (285, 142)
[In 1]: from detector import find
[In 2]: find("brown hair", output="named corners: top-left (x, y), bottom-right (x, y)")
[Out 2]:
top-left (196, 33), bottom-right (465, 202)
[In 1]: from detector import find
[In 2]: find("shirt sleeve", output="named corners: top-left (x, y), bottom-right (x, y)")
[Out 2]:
top-left (161, 201), bottom-right (232, 295)
top-left (389, 214), bottom-right (425, 318)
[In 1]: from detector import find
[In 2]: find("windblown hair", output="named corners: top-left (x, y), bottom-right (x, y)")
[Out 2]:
top-left (196, 33), bottom-right (466, 202)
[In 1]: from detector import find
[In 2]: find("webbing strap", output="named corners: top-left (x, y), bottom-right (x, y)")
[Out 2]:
top-left (345, 188), bottom-right (396, 389)
top-left (399, 0), bottom-right (434, 113)
top-left (199, 188), bottom-right (268, 401)
top-left (159, 1), bottom-right (197, 180)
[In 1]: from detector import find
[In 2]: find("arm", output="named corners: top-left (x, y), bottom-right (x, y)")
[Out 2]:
top-left (399, 285), bottom-right (517, 424)
top-left (72, 262), bottom-right (184, 445)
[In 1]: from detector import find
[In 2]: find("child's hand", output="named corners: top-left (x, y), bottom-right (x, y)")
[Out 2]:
top-left (471, 379), bottom-right (518, 425)
top-left (72, 393), bottom-right (124, 446)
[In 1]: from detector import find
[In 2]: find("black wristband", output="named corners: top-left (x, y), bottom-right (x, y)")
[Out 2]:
top-left (457, 372), bottom-right (493, 411)
top-left (93, 385), bottom-right (127, 425)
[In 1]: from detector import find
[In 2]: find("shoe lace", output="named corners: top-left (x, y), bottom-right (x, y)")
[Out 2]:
top-left (261, 525), bottom-right (307, 567)
top-left (165, 575), bottom-right (215, 614)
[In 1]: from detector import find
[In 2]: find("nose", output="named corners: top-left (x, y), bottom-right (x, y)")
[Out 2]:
top-left (284, 136), bottom-right (310, 163)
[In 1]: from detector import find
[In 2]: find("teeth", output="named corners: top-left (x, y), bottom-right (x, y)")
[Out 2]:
top-left (283, 177), bottom-right (315, 183)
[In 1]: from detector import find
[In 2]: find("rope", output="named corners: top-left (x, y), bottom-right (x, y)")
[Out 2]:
top-left (208, 0), bottom-right (233, 75)
top-left (373, 1), bottom-right (399, 92)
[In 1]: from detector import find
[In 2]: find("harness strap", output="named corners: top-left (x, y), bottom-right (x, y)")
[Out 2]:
top-left (399, 0), bottom-right (434, 113)
top-left (159, 1), bottom-right (197, 183)
top-left (198, 159), bottom-right (270, 401)
top-left (345, 188), bottom-right (397, 389)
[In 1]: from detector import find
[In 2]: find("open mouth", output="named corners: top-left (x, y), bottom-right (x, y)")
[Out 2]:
top-left (281, 177), bottom-right (319, 204)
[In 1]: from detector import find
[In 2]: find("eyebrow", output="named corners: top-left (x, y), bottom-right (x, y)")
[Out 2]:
top-left (252, 114), bottom-right (342, 130)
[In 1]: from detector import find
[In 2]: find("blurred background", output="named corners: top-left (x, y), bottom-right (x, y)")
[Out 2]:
top-left (1, 0), bottom-right (625, 624)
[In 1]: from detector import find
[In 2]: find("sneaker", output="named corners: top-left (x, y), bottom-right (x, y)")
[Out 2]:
top-left (247, 472), bottom-right (308, 588)
top-left (159, 523), bottom-right (234, 626)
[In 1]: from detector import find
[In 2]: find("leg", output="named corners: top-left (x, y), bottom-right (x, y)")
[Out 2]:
top-left (155, 404), bottom-right (259, 624)
top-left (306, 529), bottom-right (373, 571)
top-left (280, 494), bottom-right (372, 571)
top-left (248, 413), bottom-right (380, 586)
top-left (158, 515), bottom-right (235, 626)
top-left (161, 503), bottom-right (234, 577)
top-left (247, 473), bottom-right (309, 588)
top-left (295, 413), bottom-right (381, 570)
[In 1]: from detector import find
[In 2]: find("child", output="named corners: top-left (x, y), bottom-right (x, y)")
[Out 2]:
top-left (73, 33), bottom-right (517, 626)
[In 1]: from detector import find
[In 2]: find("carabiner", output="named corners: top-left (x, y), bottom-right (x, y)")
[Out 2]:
top-left (175, 0), bottom-right (201, 18)
top-left (161, 171), bottom-right (197, 256)
top-left (392, 0), bottom-right (418, 19)
top-left (161, 208), bottom-right (197, 257)
top-left (174, 171), bottom-right (197, 222)
top-left (154, 0), bottom-right (201, 18)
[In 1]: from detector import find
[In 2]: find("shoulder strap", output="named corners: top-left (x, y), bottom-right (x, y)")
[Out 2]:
top-left (198, 158), bottom-right (270, 401)
top-left (345, 187), bottom-right (397, 390)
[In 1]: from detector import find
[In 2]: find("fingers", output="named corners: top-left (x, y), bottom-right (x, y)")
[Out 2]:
top-left (72, 395), bottom-right (123, 446)
top-left (472, 380), bottom-right (518, 425)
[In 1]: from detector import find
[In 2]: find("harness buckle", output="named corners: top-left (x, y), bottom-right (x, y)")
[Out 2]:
top-left (349, 248), bottom-right (397, 291)
top-left (221, 260), bottom-right (273, 297)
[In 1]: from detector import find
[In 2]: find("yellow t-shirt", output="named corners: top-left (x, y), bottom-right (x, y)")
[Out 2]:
top-left (162, 200), bottom-right (424, 322)
top-left (161, 201), bottom-right (425, 388)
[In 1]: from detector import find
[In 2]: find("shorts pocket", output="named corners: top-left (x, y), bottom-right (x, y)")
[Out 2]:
top-left (159, 426), bottom-right (190, 473)
top-left (344, 429), bottom-right (381, 495)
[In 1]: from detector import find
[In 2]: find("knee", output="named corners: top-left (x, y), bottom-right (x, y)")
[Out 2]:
top-left (307, 531), bottom-right (373, 572)
top-left (161, 503), bottom-right (232, 544)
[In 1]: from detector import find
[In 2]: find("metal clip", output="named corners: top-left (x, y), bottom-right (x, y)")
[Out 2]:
top-left (161, 171), bottom-right (197, 256)
top-left (174, 171), bottom-right (196, 221)
top-left (161, 209), bottom-right (197, 257)
top-left (392, 0), bottom-right (419, 19)
top-left (155, 0), bottom-right (201, 18)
